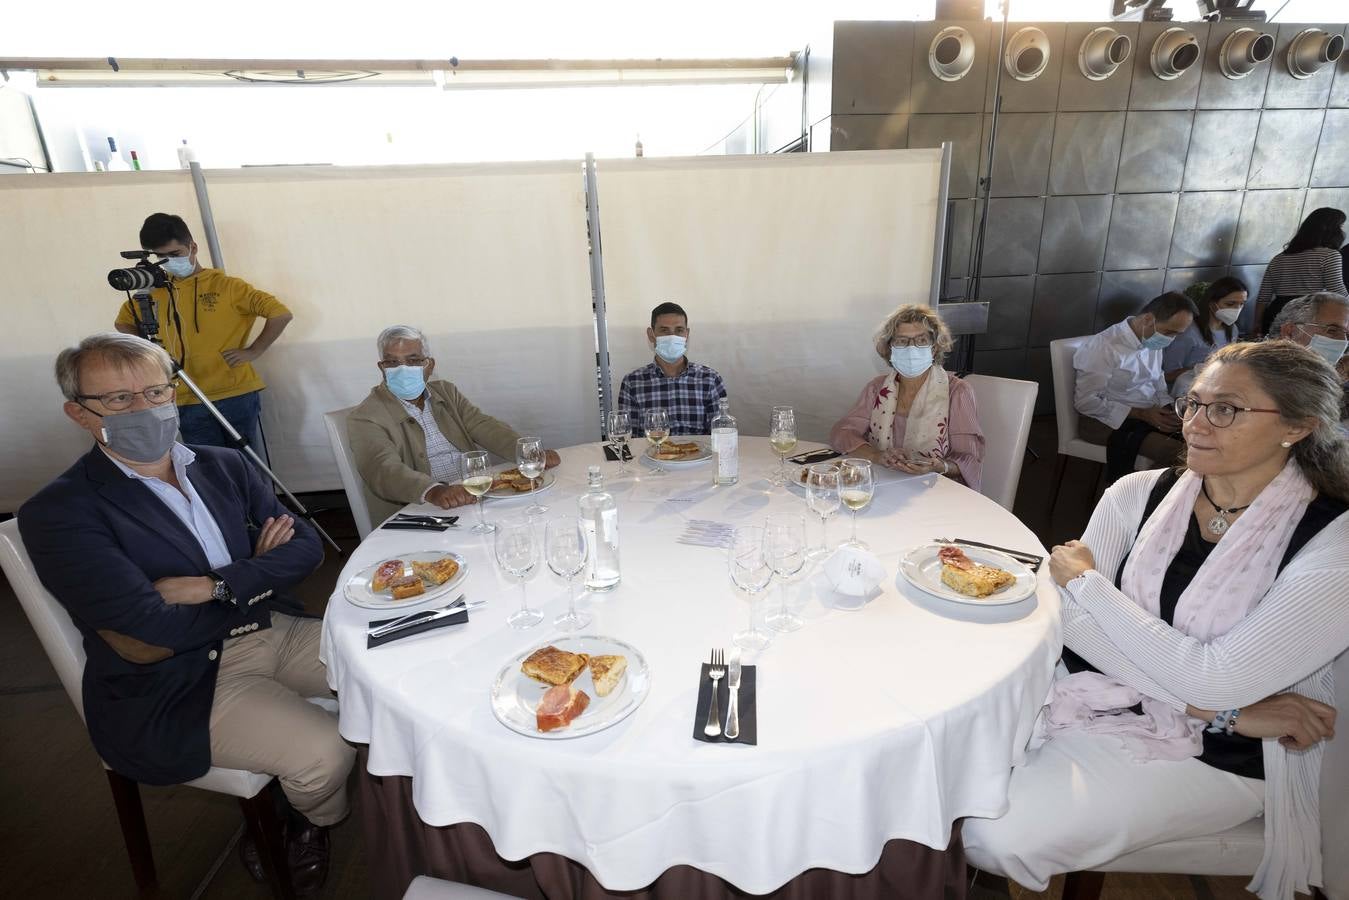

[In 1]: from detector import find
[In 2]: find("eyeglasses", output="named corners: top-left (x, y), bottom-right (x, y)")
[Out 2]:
top-left (75, 382), bottom-right (178, 411)
top-left (1174, 396), bottom-right (1281, 428)
top-left (890, 335), bottom-right (933, 349)
top-left (378, 356), bottom-right (430, 368)
top-left (1299, 323), bottom-right (1349, 341)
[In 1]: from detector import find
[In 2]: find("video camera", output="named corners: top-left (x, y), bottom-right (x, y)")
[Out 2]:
top-left (107, 250), bottom-right (170, 292)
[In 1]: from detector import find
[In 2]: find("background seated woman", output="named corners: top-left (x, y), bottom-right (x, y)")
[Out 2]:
top-left (1163, 276), bottom-right (1248, 397)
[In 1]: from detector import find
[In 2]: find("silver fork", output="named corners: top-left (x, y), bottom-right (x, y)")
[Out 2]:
top-left (704, 648), bottom-right (726, 738)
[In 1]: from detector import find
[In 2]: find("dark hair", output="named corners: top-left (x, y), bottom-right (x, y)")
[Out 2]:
top-left (1285, 207), bottom-right (1346, 255)
top-left (650, 302), bottom-right (687, 328)
top-left (1141, 291), bottom-right (1200, 324)
top-left (139, 213), bottom-right (193, 251)
top-left (1195, 275), bottom-right (1249, 345)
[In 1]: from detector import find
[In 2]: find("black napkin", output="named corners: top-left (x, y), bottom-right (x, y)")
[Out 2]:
top-left (692, 663), bottom-right (757, 745)
top-left (603, 444), bottom-right (634, 461)
top-left (366, 608), bottom-right (468, 648)
top-left (380, 521), bottom-right (451, 532)
top-left (787, 448), bottom-right (841, 465)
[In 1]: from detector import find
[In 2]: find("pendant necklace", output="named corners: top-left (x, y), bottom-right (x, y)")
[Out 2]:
top-left (1200, 480), bottom-right (1252, 536)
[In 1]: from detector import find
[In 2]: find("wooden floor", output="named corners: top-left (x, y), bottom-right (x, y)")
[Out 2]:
top-left (0, 419), bottom-right (1264, 899)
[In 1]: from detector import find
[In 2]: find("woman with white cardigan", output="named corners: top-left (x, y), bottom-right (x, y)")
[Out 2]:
top-left (965, 340), bottom-right (1349, 900)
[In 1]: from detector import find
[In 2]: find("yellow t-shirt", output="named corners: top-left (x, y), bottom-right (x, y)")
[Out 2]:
top-left (115, 268), bottom-right (291, 405)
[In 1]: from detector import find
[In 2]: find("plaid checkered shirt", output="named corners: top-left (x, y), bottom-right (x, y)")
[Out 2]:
top-left (617, 360), bottom-right (728, 435)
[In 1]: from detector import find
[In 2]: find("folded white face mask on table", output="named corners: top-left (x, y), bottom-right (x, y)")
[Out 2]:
top-left (823, 546), bottom-right (886, 597)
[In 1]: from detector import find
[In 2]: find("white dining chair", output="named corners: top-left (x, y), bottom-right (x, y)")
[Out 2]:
top-left (962, 374), bottom-right (1038, 512)
top-left (402, 874), bottom-right (522, 899)
top-left (0, 517), bottom-right (323, 900)
top-left (323, 405), bottom-right (376, 539)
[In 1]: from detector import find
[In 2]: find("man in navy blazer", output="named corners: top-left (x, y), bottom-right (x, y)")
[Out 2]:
top-left (19, 332), bottom-right (353, 895)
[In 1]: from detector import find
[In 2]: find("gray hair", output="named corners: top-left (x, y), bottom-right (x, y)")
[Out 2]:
top-left (872, 304), bottom-right (954, 368)
top-left (1269, 292), bottom-right (1349, 335)
top-left (55, 332), bottom-right (174, 401)
top-left (377, 325), bottom-right (431, 359)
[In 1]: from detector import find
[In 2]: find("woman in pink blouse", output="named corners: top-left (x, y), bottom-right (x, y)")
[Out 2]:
top-left (829, 304), bottom-right (985, 491)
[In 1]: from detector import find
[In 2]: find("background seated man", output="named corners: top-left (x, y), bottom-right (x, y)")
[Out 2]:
top-left (1270, 291), bottom-right (1349, 368)
top-left (18, 333), bottom-right (351, 895)
top-left (348, 324), bottom-right (559, 525)
top-left (1074, 291), bottom-right (1197, 484)
top-left (617, 301), bottom-right (727, 436)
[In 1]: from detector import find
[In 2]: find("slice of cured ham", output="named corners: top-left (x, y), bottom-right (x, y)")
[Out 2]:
top-left (937, 545), bottom-right (973, 570)
top-left (536, 684), bottom-right (591, 732)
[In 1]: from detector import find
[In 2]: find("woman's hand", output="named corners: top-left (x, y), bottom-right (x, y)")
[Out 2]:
top-left (1049, 540), bottom-right (1097, 587)
top-left (887, 450), bottom-right (947, 476)
top-left (1235, 694), bottom-right (1336, 751)
top-left (254, 515), bottom-right (295, 557)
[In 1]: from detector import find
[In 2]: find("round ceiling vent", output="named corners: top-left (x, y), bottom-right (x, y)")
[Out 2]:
top-left (1150, 27), bottom-right (1201, 81)
top-left (1287, 28), bottom-right (1345, 80)
top-left (929, 26), bottom-right (976, 82)
top-left (1005, 26), bottom-right (1050, 82)
top-left (1219, 28), bottom-right (1274, 80)
top-left (1078, 26), bottom-right (1132, 81)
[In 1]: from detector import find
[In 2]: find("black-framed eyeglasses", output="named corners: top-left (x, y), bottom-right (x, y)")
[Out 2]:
top-left (75, 382), bottom-right (178, 411)
top-left (1174, 396), bottom-right (1281, 428)
top-left (890, 335), bottom-right (933, 349)
top-left (378, 356), bottom-right (430, 368)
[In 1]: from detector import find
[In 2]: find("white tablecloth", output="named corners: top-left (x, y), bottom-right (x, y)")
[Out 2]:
top-left (321, 438), bottom-right (1061, 894)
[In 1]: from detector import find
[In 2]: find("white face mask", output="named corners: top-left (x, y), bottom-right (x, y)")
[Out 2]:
top-left (1214, 307), bottom-right (1242, 327)
top-left (1304, 332), bottom-right (1349, 368)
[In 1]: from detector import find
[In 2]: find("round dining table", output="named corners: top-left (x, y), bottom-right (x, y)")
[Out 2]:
top-left (321, 437), bottom-right (1062, 900)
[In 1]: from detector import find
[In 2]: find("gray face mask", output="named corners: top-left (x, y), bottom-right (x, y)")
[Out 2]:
top-left (99, 404), bottom-right (180, 463)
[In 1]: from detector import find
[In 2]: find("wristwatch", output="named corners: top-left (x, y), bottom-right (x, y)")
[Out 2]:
top-left (208, 572), bottom-right (236, 607)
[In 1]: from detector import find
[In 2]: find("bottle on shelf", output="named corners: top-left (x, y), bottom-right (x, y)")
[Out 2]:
top-left (129, 150), bottom-right (142, 171)
top-left (710, 397), bottom-right (739, 486)
top-left (105, 137), bottom-right (130, 171)
top-left (635, 134), bottom-right (643, 158)
top-left (579, 465), bottom-right (621, 592)
top-left (176, 139), bottom-right (197, 169)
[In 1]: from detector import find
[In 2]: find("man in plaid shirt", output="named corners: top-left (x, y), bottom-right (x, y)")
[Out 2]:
top-left (617, 302), bottom-right (728, 435)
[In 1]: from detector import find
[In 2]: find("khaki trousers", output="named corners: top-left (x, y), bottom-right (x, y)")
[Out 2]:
top-left (209, 613), bottom-right (355, 826)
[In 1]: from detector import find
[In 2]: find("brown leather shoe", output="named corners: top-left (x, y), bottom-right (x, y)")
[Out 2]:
top-left (287, 822), bottom-right (330, 896)
top-left (237, 832), bottom-right (267, 883)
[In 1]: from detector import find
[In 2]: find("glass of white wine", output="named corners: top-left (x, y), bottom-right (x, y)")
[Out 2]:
top-left (644, 408), bottom-right (671, 477)
top-left (769, 405), bottom-right (797, 486)
top-left (606, 409), bottom-right (632, 477)
top-left (545, 516), bottom-right (591, 632)
top-left (763, 513), bottom-right (806, 633)
top-left (462, 450), bottom-right (496, 535)
top-left (516, 436), bottom-right (548, 517)
top-left (728, 525), bottom-right (773, 651)
top-left (495, 515), bottom-right (543, 629)
top-left (838, 458), bottom-right (874, 549)
top-left (805, 463), bottom-right (841, 560)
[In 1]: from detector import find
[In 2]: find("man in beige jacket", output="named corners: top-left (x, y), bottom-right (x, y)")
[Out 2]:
top-left (349, 325), bottom-right (560, 525)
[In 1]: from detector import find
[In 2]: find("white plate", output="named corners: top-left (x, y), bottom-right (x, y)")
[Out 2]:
top-left (343, 551), bottom-right (469, 610)
top-left (898, 542), bottom-right (1036, 606)
top-left (642, 439), bottom-right (712, 468)
top-left (491, 635), bottom-right (651, 740)
top-left (786, 460), bottom-right (843, 495)
top-left (485, 469), bottom-right (556, 500)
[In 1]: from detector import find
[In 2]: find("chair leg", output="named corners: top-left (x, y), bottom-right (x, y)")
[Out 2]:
top-left (238, 781), bottom-right (295, 900)
top-left (105, 769), bottom-right (158, 897)
top-left (1061, 870), bottom-right (1105, 900)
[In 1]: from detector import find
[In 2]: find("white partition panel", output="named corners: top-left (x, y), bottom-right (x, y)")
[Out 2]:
top-left (597, 150), bottom-right (943, 442)
top-left (0, 173), bottom-right (203, 511)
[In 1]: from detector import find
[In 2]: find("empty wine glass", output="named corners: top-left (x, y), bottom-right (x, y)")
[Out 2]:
top-left (764, 513), bottom-right (806, 633)
top-left (644, 408), bottom-right (671, 478)
top-left (461, 450), bottom-right (496, 535)
top-left (545, 517), bottom-right (591, 631)
top-left (838, 458), bottom-right (874, 549)
top-left (606, 409), bottom-right (632, 477)
top-left (769, 406), bottom-right (797, 486)
top-left (516, 436), bottom-right (549, 517)
top-left (728, 525), bottom-right (773, 651)
top-left (495, 515), bottom-right (543, 629)
top-left (805, 463), bottom-right (841, 560)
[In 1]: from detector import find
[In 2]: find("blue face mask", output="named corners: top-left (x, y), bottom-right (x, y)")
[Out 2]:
top-left (384, 365), bottom-right (427, 400)
top-left (1139, 318), bottom-right (1175, 351)
top-left (654, 335), bottom-right (687, 363)
top-left (162, 256), bottom-right (195, 279)
top-left (1306, 333), bottom-right (1349, 368)
top-left (890, 345), bottom-right (932, 378)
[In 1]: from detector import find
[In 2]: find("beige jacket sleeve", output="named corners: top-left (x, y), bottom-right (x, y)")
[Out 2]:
top-left (348, 394), bottom-right (435, 506)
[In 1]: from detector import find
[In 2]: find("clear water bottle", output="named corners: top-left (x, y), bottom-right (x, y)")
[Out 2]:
top-left (579, 465), bottom-right (621, 592)
top-left (710, 397), bottom-right (738, 486)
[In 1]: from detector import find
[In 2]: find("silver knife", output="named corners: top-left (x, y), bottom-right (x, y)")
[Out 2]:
top-left (370, 595), bottom-right (478, 638)
top-left (725, 650), bottom-right (742, 740)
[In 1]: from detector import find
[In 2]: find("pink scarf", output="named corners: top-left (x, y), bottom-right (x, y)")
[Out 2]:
top-left (1042, 461), bottom-right (1316, 760)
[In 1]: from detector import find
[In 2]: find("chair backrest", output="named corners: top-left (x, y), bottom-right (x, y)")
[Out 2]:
top-left (323, 406), bottom-right (375, 539)
top-left (1323, 648), bottom-right (1349, 899)
top-left (962, 373), bottom-right (1038, 511)
top-left (1049, 336), bottom-right (1090, 455)
top-left (0, 519), bottom-right (87, 721)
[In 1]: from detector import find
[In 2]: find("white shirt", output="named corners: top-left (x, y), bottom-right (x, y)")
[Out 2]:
top-left (400, 395), bottom-right (464, 501)
top-left (104, 443), bottom-right (233, 570)
top-left (1073, 319), bottom-right (1171, 430)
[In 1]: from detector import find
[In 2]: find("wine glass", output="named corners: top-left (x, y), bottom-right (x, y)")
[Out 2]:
top-left (728, 525), bottom-right (773, 651)
top-left (461, 450), bottom-right (496, 535)
top-left (495, 515), bottom-right (543, 629)
top-left (643, 408), bottom-right (671, 477)
top-left (805, 463), bottom-right (841, 560)
top-left (838, 458), bottom-right (874, 549)
top-left (545, 517), bottom-right (591, 631)
top-left (606, 409), bottom-right (632, 477)
top-left (763, 513), bottom-right (806, 633)
top-left (516, 436), bottom-right (548, 517)
top-left (768, 406), bottom-right (797, 486)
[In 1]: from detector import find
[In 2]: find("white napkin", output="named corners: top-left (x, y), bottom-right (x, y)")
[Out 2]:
top-left (822, 546), bottom-right (886, 596)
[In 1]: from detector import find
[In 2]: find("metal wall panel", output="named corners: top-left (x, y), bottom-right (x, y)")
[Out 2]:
top-left (1169, 191), bottom-right (1242, 268)
top-left (1105, 192), bottom-right (1179, 270)
top-left (1164, 266), bottom-right (1227, 294)
top-left (831, 21), bottom-right (915, 115)
top-left (981, 198), bottom-right (1045, 277)
top-left (1183, 109), bottom-right (1259, 191)
top-left (908, 113), bottom-right (984, 197)
top-left (971, 348), bottom-right (1028, 379)
top-left (827, 114), bottom-right (910, 150)
top-left (1048, 111), bottom-right (1126, 195)
top-left (1029, 272), bottom-right (1102, 346)
top-left (985, 22), bottom-right (1067, 113)
top-left (1197, 20), bottom-right (1276, 110)
top-left (981, 112), bottom-right (1054, 197)
top-left (1232, 189), bottom-right (1305, 266)
top-left (911, 20), bottom-right (992, 114)
top-left (1116, 110), bottom-right (1193, 193)
top-left (1248, 108), bottom-right (1325, 189)
top-left (1059, 21), bottom-right (1139, 113)
top-left (1332, 28), bottom-right (1349, 107)
top-left (1097, 268), bottom-right (1165, 331)
top-left (975, 274), bottom-right (1036, 350)
top-left (1026, 347), bottom-right (1055, 414)
top-left (1311, 108), bottom-right (1349, 187)
top-left (1128, 21), bottom-right (1210, 111)
top-left (1229, 263), bottom-right (1267, 333)
top-left (1265, 23), bottom-right (1339, 109)
top-left (1304, 186), bottom-right (1349, 217)
top-left (944, 198), bottom-right (977, 280)
top-left (1039, 194), bottom-right (1113, 273)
